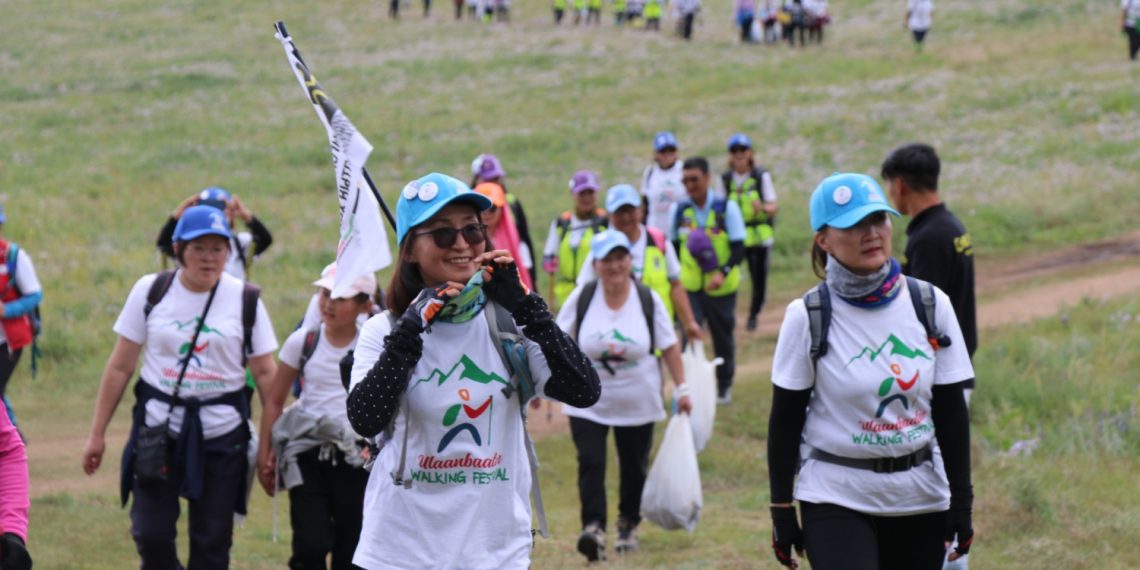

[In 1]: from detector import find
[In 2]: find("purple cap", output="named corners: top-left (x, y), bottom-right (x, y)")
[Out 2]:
top-left (476, 154), bottom-right (505, 181)
top-left (686, 229), bottom-right (720, 273)
top-left (569, 170), bottom-right (600, 194)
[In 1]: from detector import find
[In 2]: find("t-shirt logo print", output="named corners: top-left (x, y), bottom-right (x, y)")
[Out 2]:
top-left (413, 354), bottom-right (509, 452)
top-left (846, 334), bottom-right (931, 418)
top-left (170, 317), bottom-right (220, 369)
top-left (592, 328), bottom-right (636, 374)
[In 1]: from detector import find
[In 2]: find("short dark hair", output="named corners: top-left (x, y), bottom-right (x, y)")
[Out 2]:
top-left (682, 157), bottom-right (709, 174)
top-left (881, 143), bottom-right (940, 192)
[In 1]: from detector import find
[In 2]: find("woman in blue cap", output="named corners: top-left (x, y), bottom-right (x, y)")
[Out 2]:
top-left (640, 132), bottom-right (685, 235)
top-left (155, 187), bottom-right (274, 282)
top-left (82, 205), bottom-right (279, 568)
top-left (347, 173), bottom-right (600, 569)
top-left (766, 173), bottom-right (975, 569)
top-left (555, 229), bottom-right (691, 562)
top-left (721, 133), bottom-right (778, 332)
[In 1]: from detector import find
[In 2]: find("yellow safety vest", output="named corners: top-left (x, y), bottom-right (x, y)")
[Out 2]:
top-left (554, 211), bottom-right (608, 306)
top-left (639, 227), bottom-right (674, 318)
top-left (722, 168), bottom-right (773, 247)
top-left (676, 202), bottom-right (741, 297)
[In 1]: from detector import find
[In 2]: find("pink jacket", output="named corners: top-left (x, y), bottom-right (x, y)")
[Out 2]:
top-left (0, 406), bottom-right (28, 542)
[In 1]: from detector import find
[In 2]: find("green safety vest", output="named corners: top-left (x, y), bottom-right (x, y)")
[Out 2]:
top-left (554, 0), bottom-right (566, 8)
top-left (639, 227), bottom-right (674, 319)
top-left (676, 202), bottom-right (741, 297)
top-left (644, 0), bottom-right (663, 18)
top-left (613, 0), bottom-right (627, 11)
top-left (722, 168), bottom-right (774, 247)
top-left (588, 0), bottom-right (602, 8)
top-left (554, 211), bottom-right (608, 306)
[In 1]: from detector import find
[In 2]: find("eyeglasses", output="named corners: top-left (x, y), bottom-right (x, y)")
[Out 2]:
top-left (412, 223), bottom-right (487, 248)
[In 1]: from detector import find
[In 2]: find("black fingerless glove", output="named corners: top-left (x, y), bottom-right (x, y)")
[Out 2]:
top-left (946, 488), bottom-right (974, 556)
top-left (770, 506), bottom-right (804, 568)
top-left (400, 285), bottom-right (454, 332)
top-left (482, 260), bottom-right (530, 314)
top-left (0, 533), bottom-right (32, 570)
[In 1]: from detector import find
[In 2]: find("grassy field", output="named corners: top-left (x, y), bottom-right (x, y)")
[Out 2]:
top-left (3, 0), bottom-right (1140, 567)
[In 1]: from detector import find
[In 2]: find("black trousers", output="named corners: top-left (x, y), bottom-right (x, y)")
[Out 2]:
top-left (568, 417), bottom-right (654, 529)
top-left (130, 426), bottom-right (248, 570)
top-left (786, 23), bottom-right (804, 46)
top-left (800, 502), bottom-right (948, 570)
top-left (687, 291), bottom-right (736, 394)
top-left (1128, 27), bottom-right (1140, 60)
top-left (681, 13), bottom-right (695, 40)
top-left (739, 16), bottom-right (753, 42)
top-left (745, 246), bottom-right (770, 320)
top-left (913, 29), bottom-right (928, 44)
top-left (0, 346), bottom-right (23, 399)
top-left (288, 448), bottom-right (369, 570)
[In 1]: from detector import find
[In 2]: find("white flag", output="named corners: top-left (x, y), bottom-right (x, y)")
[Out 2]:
top-left (276, 25), bottom-right (391, 298)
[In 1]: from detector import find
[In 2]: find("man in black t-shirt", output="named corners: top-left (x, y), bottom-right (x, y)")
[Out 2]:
top-left (882, 144), bottom-right (978, 367)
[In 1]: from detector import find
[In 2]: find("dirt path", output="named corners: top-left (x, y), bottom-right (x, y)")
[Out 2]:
top-left (32, 232), bottom-right (1140, 497)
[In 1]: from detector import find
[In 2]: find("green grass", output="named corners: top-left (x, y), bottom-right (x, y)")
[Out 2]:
top-left (4, 0), bottom-right (1140, 566)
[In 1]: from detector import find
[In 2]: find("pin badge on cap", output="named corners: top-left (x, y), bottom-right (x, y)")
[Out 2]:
top-left (402, 183), bottom-right (419, 200)
top-left (419, 182), bottom-right (439, 201)
top-left (834, 186), bottom-right (852, 206)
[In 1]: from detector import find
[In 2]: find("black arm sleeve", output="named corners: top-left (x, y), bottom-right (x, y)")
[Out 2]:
top-left (156, 217), bottom-right (178, 258)
top-left (931, 380), bottom-right (973, 507)
top-left (768, 385), bottom-right (812, 504)
top-left (346, 318), bottom-right (424, 437)
top-left (512, 293), bottom-right (601, 408)
top-left (725, 240), bottom-right (746, 271)
top-left (245, 216), bottom-right (273, 256)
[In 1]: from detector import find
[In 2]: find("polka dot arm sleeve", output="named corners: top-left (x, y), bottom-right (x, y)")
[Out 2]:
top-left (346, 318), bottom-right (423, 437)
top-left (513, 293), bottom-right (601, 408)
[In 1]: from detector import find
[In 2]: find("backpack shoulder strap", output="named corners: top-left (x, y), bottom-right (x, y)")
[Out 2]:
top-left (574, 280), bottom-right (600, 342)
top-left (3, 243), bottom-right (18, 295)
top-left (297, 327), bottom-right (321, 378)
top-left (712, 198), bottom-right (728, 231)
top-left (803, 281), bottom-right (831, 371)
top-left (144, 270), bottom-right (178, 319)
top-left (635, 282), bottom-right (656, 353)
top-left (645, 226), bottom-right (666, 251)
top-left (593, 211), bottom-right (609, 231)
top-left (232, 235), bottom-right (249, 272)
top-left (241, 282), bottom-right (261, 363)
top-left (906, 276), bottom-right (951, 350)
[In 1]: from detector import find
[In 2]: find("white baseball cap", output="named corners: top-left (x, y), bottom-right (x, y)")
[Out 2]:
top-left (312, 263), bottom-right (377, 299)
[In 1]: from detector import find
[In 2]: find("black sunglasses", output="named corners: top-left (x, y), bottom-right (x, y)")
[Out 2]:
top-left (412, 223), bottom-right (487, 248)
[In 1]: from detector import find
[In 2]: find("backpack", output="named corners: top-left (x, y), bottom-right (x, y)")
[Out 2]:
top-left (573, 279), bottom-right (657, 353)
top-left (144, 269), bottom-right (262, 365)
top-left (296, 327), bottom-right (322, 388)
top-left (555, 210), bottom-right (609, 242)
top-left (3, 243), bottom-right (43, 377)
top-left (804, 276), bottom-right (951, 370)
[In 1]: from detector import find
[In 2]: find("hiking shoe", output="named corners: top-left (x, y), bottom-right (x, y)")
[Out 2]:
top-left (615, 519), bottom-right (639, 553)
top-left (716, 387), bottom-right (733, 406)
top-left (746, 316), bottom-right (758, 332)
top-left (577, 522), bottom-right (606, 562)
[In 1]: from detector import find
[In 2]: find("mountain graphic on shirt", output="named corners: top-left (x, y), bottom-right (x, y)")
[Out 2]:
top-left (170, 317), bottom-right (221, 335)
top-left (845, 334), bottom-right (931, 368)
top-left (594, 328), bottom-right (635, 345)
top-left (413, 354), bottom-right (509, 388)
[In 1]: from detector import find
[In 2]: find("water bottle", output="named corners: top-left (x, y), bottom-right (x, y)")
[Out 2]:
top-left (943, 540), bottom-right (969, 570)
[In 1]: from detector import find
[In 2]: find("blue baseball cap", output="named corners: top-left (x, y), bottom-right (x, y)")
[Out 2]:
top-left (604, 184), bottom-right (641, 213)
top-left (809, 173), bottom-right (900, 232)
top-left (654, 131), bottom-right (678, 152)
top-left (174, 205), bottom-right (233, 242)
top-left (197, 187), bottom-right (231, 211)
top-left (727, 133), bottom-right (752, 151)
top-left (591, 230), bottom-right (632, 260)
top-left (396, 173), bottom-right (493, 245)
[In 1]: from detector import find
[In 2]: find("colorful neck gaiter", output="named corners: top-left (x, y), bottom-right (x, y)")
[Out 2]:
top-left (826, 257), bottom-right (903, 308)
top-left (435, 271), bottom-right (488, 324)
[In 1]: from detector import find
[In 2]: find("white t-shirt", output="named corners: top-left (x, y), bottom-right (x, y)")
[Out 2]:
top-left (576, 225), bottom-right (681, 286)
top-left (641, 161), bottom-right (685, 234)
top-left (1126, 0), bottom-right (1140, 26)
top-left (113, 272), bottom-right (278, 439)
top-left (0, 248), bottom-right (42, 346)
top-left (555, 281), bottom-right (677, 426)
top-left (907, 0), bottom-right (933, 31)
top-left (771, 284), bottom-right (974, 516)
top-left (278, 324), bottom-right (355, 426)
top-left (349, 310), bottom-right (553, 570)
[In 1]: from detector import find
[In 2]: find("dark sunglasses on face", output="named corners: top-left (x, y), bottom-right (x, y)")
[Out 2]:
top-left (413, 223), bottom-right (488, 248)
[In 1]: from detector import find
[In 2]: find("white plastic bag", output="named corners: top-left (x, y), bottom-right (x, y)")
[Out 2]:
top-left (641, 413), bottom-right (703, 532)
top-left (682, 341), bottom-right (720, 453)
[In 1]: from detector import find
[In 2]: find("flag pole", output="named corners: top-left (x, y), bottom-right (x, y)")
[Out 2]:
top-left (274, 20), bottom-right (396, 230)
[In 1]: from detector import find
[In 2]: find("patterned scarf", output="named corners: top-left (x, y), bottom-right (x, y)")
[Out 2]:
top-left (435, 271), bottom-right (488, 324)
top-left (826, 257), bottom-right (903, 308)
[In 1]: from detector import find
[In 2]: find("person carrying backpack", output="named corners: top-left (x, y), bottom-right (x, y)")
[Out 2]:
top-left (721, 133), bottom-right (778, 332)
top-left (470, 154), bottom-right (537, 286)
top-left (257, 265), bottom-right (375, 570)
top-left (346, 173), bottom-right (600, 569)
top-left (82, 205), bottom-right (279, 569)
top-left (766, 173), bottom-right (975, 570)
top-left (542, 170), bottom-right (607, 308)
top-left (555, 230), bottom-right (690, 562)
top-left (156, 187), bottom-right (274, 282)
top-left (0, 204), bottom-right (43, 426)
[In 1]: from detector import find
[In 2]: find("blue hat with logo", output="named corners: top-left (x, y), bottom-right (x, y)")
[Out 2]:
top-left (727, 133), bottom-right (752, 150)
top-left (174, 205), bottom-right (233, 242)
top-left (591, 230), bottom-right (632, 260)
top-left (197, 187), bottom-right (231, 211)
top-left (653, 131), bottom-right (678, 152)
top-left (604, 184), bottom-right (641, 213)
top-left (809, 173), bottom-right (900, 232)
top-left (396, 173), bottom-right (493, 245)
